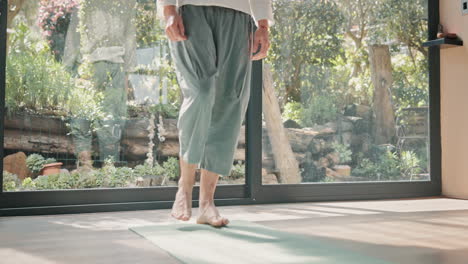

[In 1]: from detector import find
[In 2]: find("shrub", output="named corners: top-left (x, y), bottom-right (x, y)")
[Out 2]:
top-left (6, 22), bottom-right (74, 114)
top-left (331, 141), bottom-right (352, 164)
top-left (301, 95), bottom-right (340, 126)
top-left (3, 171), bottom-right (21, 191)
top-left (134, 162), bottom-right (165, 177)
top-left (352, 146), bottom-right (421, 180)
top-left (400, 150), bottom-right (422, 178)
top-left (21, 177), bottom-right (36, 190)
top-left (229, 160), bottom-right (245, 179)
top-left (26, 154), bottom-right (47, 174)
top-left (282, 101), bottom-right (303, 124)
top-left (162, 157), bottom-right (180, 181)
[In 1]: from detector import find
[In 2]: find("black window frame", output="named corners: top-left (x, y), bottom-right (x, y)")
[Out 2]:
top-left (0, 0), bottom-right (440, 216)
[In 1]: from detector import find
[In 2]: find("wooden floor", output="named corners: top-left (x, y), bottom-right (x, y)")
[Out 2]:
top-left (1, 196), bottom-right (468, 264)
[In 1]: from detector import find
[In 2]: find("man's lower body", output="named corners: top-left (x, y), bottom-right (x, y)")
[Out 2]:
top-left (168, 4), bottom-right (255, 226)
top-left (70, 61), bottom-right (127, 169)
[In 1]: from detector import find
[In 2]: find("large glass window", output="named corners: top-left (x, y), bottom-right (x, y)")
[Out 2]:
top-left (2, 0), bottom-right (246, 192)
top-left (262, 0), bottom-right (430, 184)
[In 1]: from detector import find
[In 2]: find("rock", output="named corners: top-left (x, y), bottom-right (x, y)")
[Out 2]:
top-left (286, 128), bottom-right (318, 152)
top-left (333, 165), bottom-right (351, 176)
top-left (340, 131), bottom-right (353, 146)
top-left (60, 168), bottom-right (70, 175)
top-left (3, 152), bottom-right (31, 180)
top-left (344, 104), bottom-right (372, 119)
top-left (308, 138), bottom-right (327, 154)
top-left (263, 173), bottom-right (278, 184)
top-left (326, 167), bottom-right (341, 178)
top-left (326, 152), bottom-right (340, 166)
top-left (302, 153), bottom-right (325, 182)
top-left (317, 157), bottom-right (330, 168)
top-left (136, 175), bottom-right (164, 187)
top-left (283, 119), bottom-right (302, 128)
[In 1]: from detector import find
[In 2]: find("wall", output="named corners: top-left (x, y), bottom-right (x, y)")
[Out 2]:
top-left (440, 0), bottom-right (468, 198)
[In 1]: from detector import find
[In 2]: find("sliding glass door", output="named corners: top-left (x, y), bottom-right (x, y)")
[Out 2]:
top-left (261, 0), bottom-right (432, 185)
top-left (0, 0), bottom-right (440, 215)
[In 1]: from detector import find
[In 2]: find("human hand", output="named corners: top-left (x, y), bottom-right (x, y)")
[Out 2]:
top-left (251, 19), bottom-right (270, 60)
top-left (163, 5), bottom-right (187, 41)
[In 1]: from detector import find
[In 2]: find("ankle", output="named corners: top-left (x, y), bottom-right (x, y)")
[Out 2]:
top-left (178, 179), bottom-right (194, 189)
top-left (199, 199), bottom-right (214, 208)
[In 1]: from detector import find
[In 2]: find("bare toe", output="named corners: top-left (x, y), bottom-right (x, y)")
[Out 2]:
top-left (197, 203), bottom-right (229, 227)
top-left (171, 188), bottom-right (192, 221)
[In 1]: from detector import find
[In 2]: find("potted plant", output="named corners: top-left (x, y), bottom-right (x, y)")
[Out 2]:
top-left (41, 160), bottom-right (63, 176)
top-left (26, 154), bottom-right (62, 177)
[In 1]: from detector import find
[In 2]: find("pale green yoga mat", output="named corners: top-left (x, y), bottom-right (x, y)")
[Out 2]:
top-left (129, 220), bottom-right (391, 264)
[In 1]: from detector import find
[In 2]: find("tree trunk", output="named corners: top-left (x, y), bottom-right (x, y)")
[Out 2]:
top-left (368, 44), bottom-right (396, 144)
top-left (6, 0), bottom-right (26, 52)
top-left (263, 63), bottom-right (301, 184)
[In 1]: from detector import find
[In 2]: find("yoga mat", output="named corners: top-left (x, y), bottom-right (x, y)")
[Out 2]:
top-left (129, 220), bottom-right (392, 264)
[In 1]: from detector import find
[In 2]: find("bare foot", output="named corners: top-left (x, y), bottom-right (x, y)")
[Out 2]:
top-left (171, 187), bottom-right (192, 221)
top-left (196, 201), bottom-right (229, 227)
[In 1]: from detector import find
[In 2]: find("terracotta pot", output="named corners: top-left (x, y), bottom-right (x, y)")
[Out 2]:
top-left (41, 162), bottom-right (63, 176)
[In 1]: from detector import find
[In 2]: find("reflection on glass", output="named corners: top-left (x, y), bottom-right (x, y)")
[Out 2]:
top-left (3, 0), bottom-right (245, 192)
top-left (262, 0), bottom-right (430, 184)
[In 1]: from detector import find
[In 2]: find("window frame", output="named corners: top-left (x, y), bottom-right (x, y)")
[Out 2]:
top-left (0, 0), bottom-right (440, 216)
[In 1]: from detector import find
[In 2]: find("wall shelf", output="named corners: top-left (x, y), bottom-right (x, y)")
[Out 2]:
top-left (422, 37), bottom-right (463, 49)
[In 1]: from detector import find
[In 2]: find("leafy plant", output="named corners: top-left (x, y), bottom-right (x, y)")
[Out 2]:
top-left (282, 101), bottom-right (303, 124)
top-left (229, 160), bottom-right (245, 179)
top-left (26, 154), bottom-right (47, 173)
top-left (21, 177), bottom-right (36, 190)
top-left (352, 146), bottom-right (421, 181)
top-left (301, 94), bottom-right (340, 126)
top-left (162, 157), bottom-right (180, 181)
top-left (45, 157), bottom-right (57, 164)
top-left (331, 141), bottom-right (352, 164)
top-left (6, 22), bottom-right (74, 115)
top-left (2, 171), bottom-right (21, 191)
top-left (134, 162), bottom-right (165, 177)
top-left (400, 150), bottom-right (422, 179)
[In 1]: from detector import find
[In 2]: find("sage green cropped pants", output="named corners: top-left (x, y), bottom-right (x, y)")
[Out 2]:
top-left (169, 4), bottom-right (256, 177)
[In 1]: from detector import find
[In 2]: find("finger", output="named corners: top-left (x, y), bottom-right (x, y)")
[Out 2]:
top-left (252, 37), bottom-right (261, 54)
top-left (252, 40), bottom-right (268, 60)
top-left (173, 24), bottom-right (185, 41)
top-left (177, 18), bottom-right (187, 40)
top-left (169, 26), bottom-right (183, 41)
top-left (259, 39), bottom-right (269, 54)
top-left (167, 28), bottom-right (177, 41)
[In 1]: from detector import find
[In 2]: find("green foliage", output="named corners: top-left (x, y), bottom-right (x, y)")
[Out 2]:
top-left (26, 153), bottom-right (47, 173)
top-left (352, 146), bottom-right (422, 180)
top-left (392, 53), bottom-right (428, 110)
top-left (64, 77), bottom-right (105, 121)
top-left (135, 0), bottom-right (167, 48)
top-left (21, 177), bottom-right (36, 190)
top-left (149, 103), bottom-right (179, 119)
top-left (352, 150), bottom-right (400, 180)
top-left (229, 160), bottom-right (245, 179)
top-left (2, 171), bottom-right (21, 191)
top-left (45, 157), bottom-right (57, 164)
top-left (301, 94), bottom-right (340, 126)
top-left (162, 157), bottom-right (180, 181)
top-left (400, 150), bottom-right (422, 178)
top-left (331, 141), bottom-right (353, 163)
top-left (282, 101), bottom-right (303, 124)
top-left (34, 173), bottom-right (59, 190)
top-left (267, 0), bottom-right (345, 103)
top-left (6, 22), bottom-right (74, 115)
top-left (134, 162), bottom-right (165, 177)
top-left (374, 0), bottom-right (427, 54)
